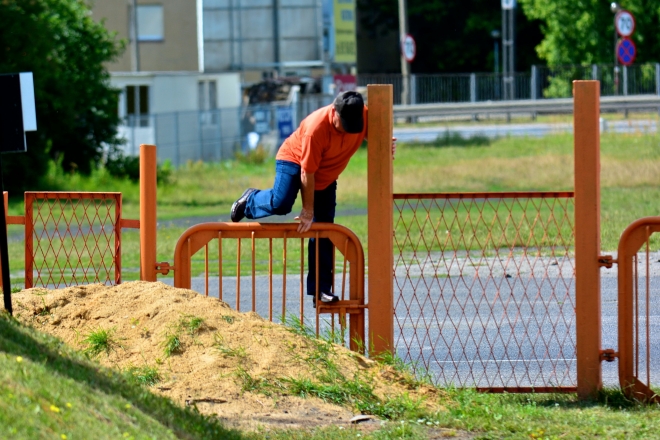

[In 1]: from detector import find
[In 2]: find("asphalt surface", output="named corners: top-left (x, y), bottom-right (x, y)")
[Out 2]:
top-left (393, 118), bottom-right (657, 143)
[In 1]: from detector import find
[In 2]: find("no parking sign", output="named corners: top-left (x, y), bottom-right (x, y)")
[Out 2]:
top-left (617, 37), bottom-right (636, 66)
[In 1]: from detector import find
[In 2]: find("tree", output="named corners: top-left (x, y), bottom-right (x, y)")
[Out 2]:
top-left (0, 0), bottom-right (123, 193)
top-left (357, 0), bottom-right (543, 74)
top-left (519, 0), bottom-right (660, 67)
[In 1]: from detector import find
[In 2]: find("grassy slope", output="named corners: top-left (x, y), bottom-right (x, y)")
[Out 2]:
top-left (0, 313), bottom-right (244, 440)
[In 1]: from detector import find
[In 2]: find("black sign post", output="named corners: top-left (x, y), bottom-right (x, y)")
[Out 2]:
top-left (0, 72), bottom-right (36, 315)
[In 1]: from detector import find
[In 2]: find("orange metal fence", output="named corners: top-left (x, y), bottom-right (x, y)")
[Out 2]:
top-left (392, 192), bottom-right (577, 391)
top-left (617, 217), bottom-right (660, 402)
top-left (172, 222), bottom-right (366, 351)
top-left (23, 192), bottom-right (139, 288)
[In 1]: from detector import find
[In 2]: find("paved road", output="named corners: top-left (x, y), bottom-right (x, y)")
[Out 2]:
top-left (160, 263), bottom-right (660, 390)
top-left (393, 119), bottom-right (657, 143)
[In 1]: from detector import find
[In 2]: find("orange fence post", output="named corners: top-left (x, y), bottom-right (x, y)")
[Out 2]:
top-left (140, 144), bottom-right (158, 281)
top-left (573, 80), bottom-right (602, 399)
top-left (367, 84), bottom-right (394, 356)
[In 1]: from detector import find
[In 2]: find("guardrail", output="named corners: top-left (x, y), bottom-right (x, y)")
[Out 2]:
top-left (392, 94), bottom-right (660, 119)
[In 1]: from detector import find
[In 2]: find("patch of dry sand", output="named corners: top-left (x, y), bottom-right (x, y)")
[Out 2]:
top-left (12, 281), bottom-right (451, 432)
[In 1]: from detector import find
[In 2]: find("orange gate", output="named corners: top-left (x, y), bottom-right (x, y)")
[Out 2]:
top-left (172, 222), bottom-right (366, 351)
top-left (392, 192), bottom-right (576, 390)
top-left (617, 217), bottom-right (660, 402)
top-left (14, 192), bottom-right (139, 288)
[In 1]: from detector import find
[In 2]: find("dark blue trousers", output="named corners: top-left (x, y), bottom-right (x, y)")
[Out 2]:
top-left (244, 160), bottom-right (336, 296)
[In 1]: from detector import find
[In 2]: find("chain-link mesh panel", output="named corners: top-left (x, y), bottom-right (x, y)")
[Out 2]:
top-left (25, 193), bottom-right (121, 288)
top-left (393, 192), bottom-right (576, 390)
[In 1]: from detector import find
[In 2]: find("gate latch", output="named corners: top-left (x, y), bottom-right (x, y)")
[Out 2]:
top-left (598, 255), bottom-right (615, 269)
top-left (600, 348), bottom-right (618, 362)
top-left (155, 262), bottom-right (173, 275)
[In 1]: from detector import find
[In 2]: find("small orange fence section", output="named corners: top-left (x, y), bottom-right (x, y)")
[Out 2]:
top-left (392, 192), bottom-right (576, 390)
top-left (8, 192), bottom-right (139, 289)
top-left (172, 222), bottom-right (366, 351)
top-left (617, 217), bottom-right (660, 402)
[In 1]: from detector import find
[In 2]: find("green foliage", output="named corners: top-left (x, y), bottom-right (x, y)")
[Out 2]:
top-left (104, 156), bottom-right (174, 184)
top-left (10, 287), bottom-right (21, 294)
top-left (0, 0), bottom-right (123, 193)
top-left (83, 327), bottom-right (118, 357)
top-left (126, 365), bottom-right (161, 387)
top-left (235, 145), bottom-right (269, 165)
top-left (519, 0), bottom-right (660, 66)
top-left (162, 333), bottom-right (182, 357)
top-left (357, 0), bottom-right (542, 73)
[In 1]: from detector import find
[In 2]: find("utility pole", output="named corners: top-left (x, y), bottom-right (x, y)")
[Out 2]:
top-left (501, 0), bottom-right (515, 100)
top-left (131, 0), bottom-right (140, 72)
top-left (398, 0), bottom-right (410, 105)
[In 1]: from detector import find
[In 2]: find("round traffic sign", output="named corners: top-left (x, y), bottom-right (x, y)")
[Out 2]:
top-left (401, 34), bottom-right (416, 63)
top-left (615, 10), bottom-right (635, 37)
top-left (617, 37), bottom-right (636, 66)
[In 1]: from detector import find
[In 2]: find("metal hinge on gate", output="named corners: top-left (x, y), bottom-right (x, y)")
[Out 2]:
top-left (598, 255), bottom-right (615, 269)
top-left (600, 348), bottom-right (619, 362)
top-left (155, 262), bottom-right (173, 275)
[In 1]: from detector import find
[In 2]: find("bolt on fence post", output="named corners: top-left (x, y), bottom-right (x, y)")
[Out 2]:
top-left (367, 84), bottom-right (394, 357)
top-left (140, 144), bottom-right (158, 282)
top-left (573, 80), bottom-right (602, 400)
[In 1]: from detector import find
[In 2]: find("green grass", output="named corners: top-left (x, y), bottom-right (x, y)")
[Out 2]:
top-left (6, 129), bottom-right (660, 284)
top-left (0, 312), bottom-right (244, 440)
top-left (82, 327), bottom-right (119, 358)
top-left (126, 365), bottom-right (161, 387)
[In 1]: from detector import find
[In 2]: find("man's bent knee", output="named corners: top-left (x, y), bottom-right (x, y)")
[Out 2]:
top-left (271, 197), bottom-right (295, 215)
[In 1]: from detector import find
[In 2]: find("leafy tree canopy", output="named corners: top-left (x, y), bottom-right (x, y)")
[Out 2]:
top-left (358, 0), bottom-right (543, 73)
top-left (519, 0), bottom-right (660, 67)
top-left (0, 0), bottom-right (123, 193)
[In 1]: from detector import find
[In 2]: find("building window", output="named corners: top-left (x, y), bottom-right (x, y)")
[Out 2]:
top-left (137, 5), bottom-right (164, 42)
top-left (126, 85), bottom-right (150, 127)
top-left (199, 80), bottom-right (218, 125)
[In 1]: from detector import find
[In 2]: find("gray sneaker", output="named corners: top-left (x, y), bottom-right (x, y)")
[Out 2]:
top-left (313, 292), bottom-right (339, 308)
top-left (230, 188), bottom-right (256, 222)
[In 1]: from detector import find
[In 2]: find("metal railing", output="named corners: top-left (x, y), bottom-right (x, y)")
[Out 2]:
top-left (392, 192), bottom-right (576, 390)
top-left (172, 222), bottom-right (366, 351)
top-left (359, 63), bottom-right (660, 105)
top-left (20, 192), bottom-right (139, 289)
top-left (617, 217), bottom-right (660, 402)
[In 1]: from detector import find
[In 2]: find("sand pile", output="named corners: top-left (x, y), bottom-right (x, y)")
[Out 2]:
top-left (11, 281), bottom-right (446, 430)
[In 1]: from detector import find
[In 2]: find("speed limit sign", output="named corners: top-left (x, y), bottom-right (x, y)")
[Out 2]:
top-left (401, 34), bottom-right (416, 63)
top-left (615, 10), bottom-right (635, 37)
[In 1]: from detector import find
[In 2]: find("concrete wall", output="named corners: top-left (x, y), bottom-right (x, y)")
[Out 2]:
top-left (111, 72), bottom-right (241, 114)
top-left (91, 0), bottom-right (199, 72)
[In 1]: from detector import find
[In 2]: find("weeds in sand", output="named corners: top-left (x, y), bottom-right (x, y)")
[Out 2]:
top-left (235, 366), bottom-right (268, 393)
top-left (127, 365), bottom-right (161, 387)
top-left (179, 315), bottom-right (205, 336)
top-left (162, 332), bottom-right (182, 357)
top-left (276, 314), bottom-right (432, 420)
top-left (130, 317), bottom-right (140, 326)
top-left (213, 334), bottom-right (248, 361)
top-left (83, 327), bottom-right (118, 357)
top-left (221, 315), bottom-right (235, 324)
top-left (160, 314), bottom-right (206, 357)
top-left (11, 286), bottom-right (21, 294)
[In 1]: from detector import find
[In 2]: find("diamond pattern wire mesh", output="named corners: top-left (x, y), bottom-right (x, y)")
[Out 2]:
top-left (393, 192), bottom-right (576, 389)
top-left (25, 193), bottom-right (121, 288)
